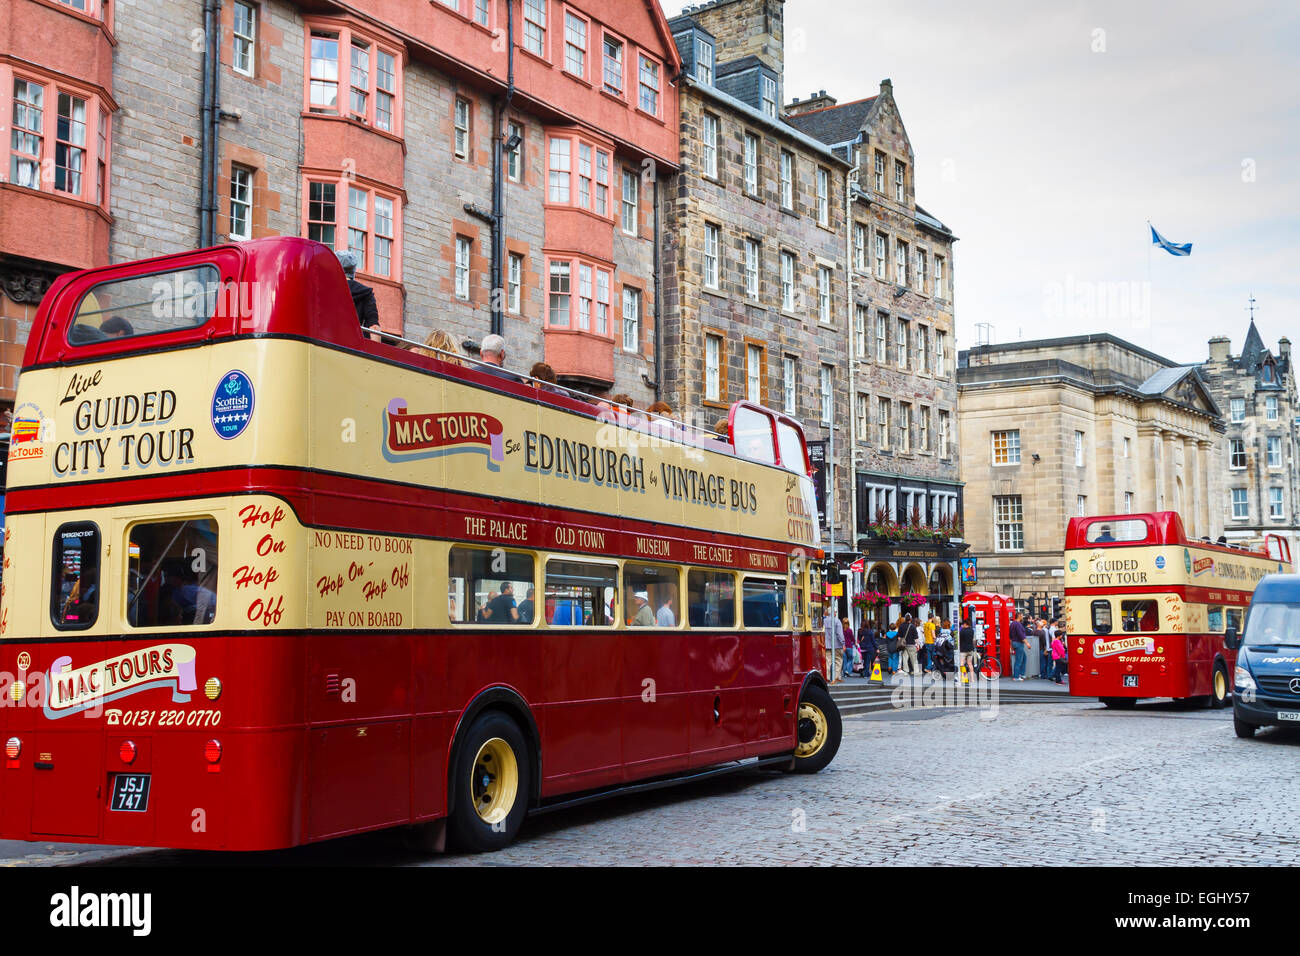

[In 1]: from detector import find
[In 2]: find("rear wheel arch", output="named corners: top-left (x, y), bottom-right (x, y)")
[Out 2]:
top-left (446, 687), bottom-right (541, 816)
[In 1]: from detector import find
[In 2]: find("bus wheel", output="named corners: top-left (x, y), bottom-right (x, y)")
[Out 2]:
top-left (448, 711), bottom-right (530, 852)
top-left (1100, 697), bottom-right (1137, 710)
top-left (792, 684), bottom-right (842, 774)
top-left (1234, 715), bottom-right (1257, 739)
top-left (1209, 664), bottom-right (1230, 709)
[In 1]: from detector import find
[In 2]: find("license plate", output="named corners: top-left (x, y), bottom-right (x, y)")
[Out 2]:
top-left (1122, 675), bottom-right (1139, 688)
top-left (1278, 711), bottom-right (1300, 722)
top-left (110, 773), bottom-right (150, 812)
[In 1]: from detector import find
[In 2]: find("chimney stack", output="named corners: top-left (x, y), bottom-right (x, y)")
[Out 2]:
top-left (784, 90), bottom-right (837, 116)
top-left (1208, 336), bottom-right (1231, 364)
top-left (1279, 337), bottom-right (1291, 360)
top-left (880, 78), bottom-right (893, 96)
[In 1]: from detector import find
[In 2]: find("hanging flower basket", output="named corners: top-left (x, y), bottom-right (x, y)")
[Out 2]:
top-left (852, 590), bottom-right (889, 611)
top-left (900, 591), bottom-right (928, 609)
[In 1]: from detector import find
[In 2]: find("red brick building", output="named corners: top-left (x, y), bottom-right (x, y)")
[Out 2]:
top-left (0, 0), bottom-right (681, 417)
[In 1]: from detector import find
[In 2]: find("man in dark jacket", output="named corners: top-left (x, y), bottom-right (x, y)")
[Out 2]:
top-left (1009, 611), bottom-right (1028, 680)
top-left (959, 616), bottom-right (976, 680)
top-left (336, 250), bottom-right (379, 332)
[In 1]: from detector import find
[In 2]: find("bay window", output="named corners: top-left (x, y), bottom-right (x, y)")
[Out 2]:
top-left (306, 22), bottom-right (403, 134)
top-left (546, 133), bottom-right (613, 218)
top-left (302, 176), bottom-right (402, 280)
top-left (546, 256), bottom-right (613, 335)
top-left (6, 76), bottom-right (111, 207)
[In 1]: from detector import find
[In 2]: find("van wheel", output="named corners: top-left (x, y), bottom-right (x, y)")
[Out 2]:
top-left (1100, 697), bottom-right (1137, 710)
top-left (448, 711), bottom-right (530, 852)
top-left (1234, 716), bottom-right (1257, 739)
top-left (1209, 664), bottom-right (1230, 709)
top-left (791, 683), bottom-right (842, 774)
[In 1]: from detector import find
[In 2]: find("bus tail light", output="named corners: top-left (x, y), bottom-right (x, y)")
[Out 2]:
top-left (5, 737), bottom-right (20, 767)
top-left (204, 739), bottom-right (222, 772)
top-left (119, 740), bottom-right (137, 764)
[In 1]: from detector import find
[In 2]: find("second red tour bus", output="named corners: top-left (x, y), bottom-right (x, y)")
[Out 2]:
top-left (0, 238), bottom-right (840, 853)
top-left (1064, 512), bottom-right (1291, 708)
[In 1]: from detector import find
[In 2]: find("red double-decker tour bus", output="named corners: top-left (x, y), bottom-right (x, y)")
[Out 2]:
top-left (0, 238), bottom-right (840, 853)
top-left (1064, 512), bottom-right (1292, 708)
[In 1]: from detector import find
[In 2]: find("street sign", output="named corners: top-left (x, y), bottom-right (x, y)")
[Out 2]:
top-left (960, 556), bottom-right (977, 586)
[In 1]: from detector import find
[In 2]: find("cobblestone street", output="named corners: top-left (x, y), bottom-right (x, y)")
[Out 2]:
top-left (8, 697), bottom-right (1298, 867)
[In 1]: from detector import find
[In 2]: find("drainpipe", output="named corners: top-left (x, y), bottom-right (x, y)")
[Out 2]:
top-left (488, 0), bottom-right (516, 338)
top-left (199, 0), bottom-right (221, 247)
top-left (642, 166), bottom-right (661, 400)
top-left (846, 163), bottom-right (859, 554)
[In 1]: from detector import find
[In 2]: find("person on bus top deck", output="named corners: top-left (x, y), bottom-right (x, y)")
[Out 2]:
top-left (1095, 524), bottom-right (1116, 543)
top-left (100, 315), bottom-right (134, 338)
top-left (478, 333), bottom-right (525, 384)
top-left (487, 582), bottom-right (520, 624)
top-left (335, 250), bottom-right (379, 332)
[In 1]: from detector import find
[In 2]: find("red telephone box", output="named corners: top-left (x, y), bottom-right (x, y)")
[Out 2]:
top-left (961, 591), bottom-right (1013, 677)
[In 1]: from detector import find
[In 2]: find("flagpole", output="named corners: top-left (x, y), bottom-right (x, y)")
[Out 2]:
top-left (1146, 222), bottom-right (1154, 353)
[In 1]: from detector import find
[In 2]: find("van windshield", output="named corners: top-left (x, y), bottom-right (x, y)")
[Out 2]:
top-left (1243, 602), bottom-right (1300, 647)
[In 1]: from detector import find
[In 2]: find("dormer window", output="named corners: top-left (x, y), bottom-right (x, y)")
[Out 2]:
top-left (695, 36), bottom-right (714, 85)
top-left (1262, 361), bottom-right (1275, 384)
top-left (761, 75), bottom-right (777, 118)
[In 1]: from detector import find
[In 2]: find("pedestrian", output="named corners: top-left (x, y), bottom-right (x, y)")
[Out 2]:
top-left (858, 618), bottom-right (879, 678)
top-left (841, 617), bottom-right (857, 677)
top-left (922, 613), bottom-right (937, 673)
top-left (959, 614), bottom-right (976, 680)
top-left (824, 612), bottom-right (845, 683)
top-left (1009, 610), bottom-right (1028, 680)
top-left (895, 613), bottom-right (921, 678)
top-left (336, 250), bottom-right (379, 332)
top-left (1051, 630), bottom-right (1068, 684)
top-left (477, 333), bottom-right (525, 383)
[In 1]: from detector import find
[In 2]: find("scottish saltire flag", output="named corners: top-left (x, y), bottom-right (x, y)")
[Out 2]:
top-left (1150, 225), bottom-right (1192, 256)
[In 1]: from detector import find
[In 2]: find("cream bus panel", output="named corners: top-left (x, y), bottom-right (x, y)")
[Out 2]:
top-left (9, 340), bottom-right (819, 552)
top-left (1064, 545), bottom-right (1282, 592)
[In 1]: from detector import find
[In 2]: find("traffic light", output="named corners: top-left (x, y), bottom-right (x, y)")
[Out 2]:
top-left (824, 561), bottom-right (842, 586)
top-left (1051, 596), bottom-right (1063, 621)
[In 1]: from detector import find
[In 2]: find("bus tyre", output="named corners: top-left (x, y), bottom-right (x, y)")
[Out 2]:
top-left (1208, 664), bottom-right (1230, 709)
top-left (1233, 715), bottom-right (1257, 739)
top-left (792, 684), bottom-right (842, 774)
top-left (448, 711), bottom-right (530, 853)
top-left (1100, 697), bottom-right (1137, 710)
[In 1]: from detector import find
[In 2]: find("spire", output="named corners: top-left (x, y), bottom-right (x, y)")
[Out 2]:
top-left (1241, 309), bottom-right (1267, 369)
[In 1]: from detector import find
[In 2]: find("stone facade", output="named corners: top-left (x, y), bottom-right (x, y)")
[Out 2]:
top-left (957, 334), bottom-right (1226, 604)
top-left (1, 0), bottom-right (680, 421)
top-left (785, 79), bottom-right (962, 625)
top-left (1199, 322), bottom-right (1300, 557)
top-left (664, 1), bottom-right (854, 551)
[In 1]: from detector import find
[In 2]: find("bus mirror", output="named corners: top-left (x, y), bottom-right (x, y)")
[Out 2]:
top-left (1224, 627), bottom-right (1239, 650)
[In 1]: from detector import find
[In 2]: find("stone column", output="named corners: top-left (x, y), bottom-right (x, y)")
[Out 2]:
top-left (1139, 425), bottom-right (1164, 512)
top-left (1184, 439), bottom-right (1200, 537)
top-left (1164, 432), bottom-right (1183, 518)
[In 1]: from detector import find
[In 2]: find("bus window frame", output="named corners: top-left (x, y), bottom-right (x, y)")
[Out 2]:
top-left (124, 515), bottom-right (221, 630)
top-left (1119, 598), bottom-right (1159, 633)
top-left (544, 555), bottom-right (619, 628)
top-left (1207, 605), bottom-right (1225, 633)
top-left (448, 544), bottom-right (538, 628)
top-left (741, 574), bottom-right (787, 630)
top-left (1090, 599), bottom-right (1112, 635)
top-left (622, 561), bottom-right (681, 629)
top-left (686, 567), bottom-right (737, 629)
top-left (50, 520), bottom-right (102, 631)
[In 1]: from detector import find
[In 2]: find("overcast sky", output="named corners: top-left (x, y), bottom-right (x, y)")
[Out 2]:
top-left (664, 0), bottom-right (1299, 365)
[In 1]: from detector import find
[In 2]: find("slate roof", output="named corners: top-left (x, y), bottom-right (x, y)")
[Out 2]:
top-left (1138, 365), bottom-right (1199, 395)
top-left (784, 96), bottom-right (877, 146)
top-left (1241, 320), bottom-right (1268, 368)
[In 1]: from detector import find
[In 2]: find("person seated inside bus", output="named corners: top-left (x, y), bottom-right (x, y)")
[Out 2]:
top-left (550, 599), bottom-right (582, 626)
top-left (484, 582), bottom-right (521, 624)
top-left (628, 591), bottom-right (655, 627)
top-left (656, 592), bottom-right (677, 627)
top-left (1094, 524), bottom-right (1116, 543)
top-left (517, 587), bottom-right (536, 624)
top-left (101, 315), bottom-right (134, 338)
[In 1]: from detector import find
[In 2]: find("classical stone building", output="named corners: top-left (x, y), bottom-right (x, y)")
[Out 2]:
top-left (785, 80), bottom-right (962, 623)
top-left (663, 0), bottom-right (855, 551)
top-left (1200, 320), bottom-right (1300, 556)
top-left (0, 0), bottom-right (682, 419)
top-left (957, 334), bottom-right (1226, 607)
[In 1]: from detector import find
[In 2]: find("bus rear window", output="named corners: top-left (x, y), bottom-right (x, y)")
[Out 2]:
top-left (1120, 600), bottom-right (1159, 632)
top-left (776, 422), bottom-right (807, 475)
top-left (51, 522), bottom-right (100, 630)
top-left (68, 265), bottom-right (221, 345)
top-left (1090, 600), bottom-right (1112, 634)
top-left (127, 519), bottom-right (219, 627)
top-left (733, 408), bottom-right (776, 465)
top-left (1085, 519), bottom-right (1149, 544)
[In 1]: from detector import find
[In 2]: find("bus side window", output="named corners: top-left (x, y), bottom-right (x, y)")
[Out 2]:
top-left (127, 518), bottom-right (219, 628)
top-left (545, 559), bottom-right (617, 627)
top-left (1207, 606), bottom-right (1224, 632)
top-left (742, 577), bottom-right (786, 628)
top-left (687, 569), bottom-right (736, 628)
top-left (1226, 608), bottom-right (1244, 635)
top-left (623, 563), bottom-right (679, 628)
top-left (51, 522), bottom-right (101, 630)
top-left (789, 571), bottom-right (805, 631)
top-left (449, 545), bottom-right (535, 626)
top-left (1090, 600), bottom-right (1112, 635)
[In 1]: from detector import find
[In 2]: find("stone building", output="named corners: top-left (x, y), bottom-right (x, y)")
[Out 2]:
top-left (957, 333), bottom-right (1226, 608)
top-left (0, 0), bottom-right (682, 419)
top-left (785, 80), bottom-right (962, 624)
top-left (663, 0), bottom-right (855, 551)
top-left (1199, 319), bottom-right (1300, 556)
